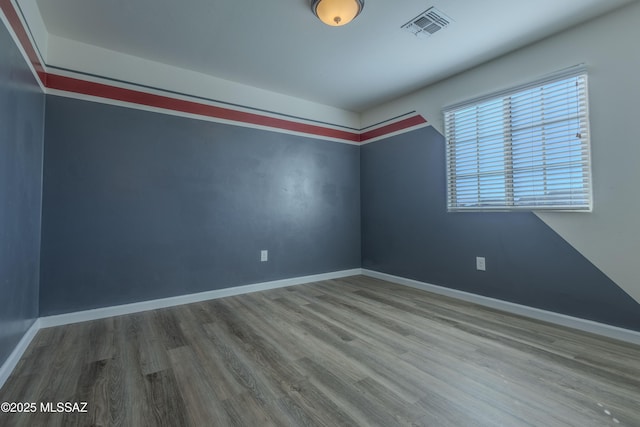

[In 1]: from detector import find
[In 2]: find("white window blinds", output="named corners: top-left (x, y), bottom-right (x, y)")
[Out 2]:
top-left (444, 66), bottom-right (592, 212)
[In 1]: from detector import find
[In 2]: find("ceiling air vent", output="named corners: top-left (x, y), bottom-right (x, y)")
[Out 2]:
top-left (402, 7), bottom-right (452, 38)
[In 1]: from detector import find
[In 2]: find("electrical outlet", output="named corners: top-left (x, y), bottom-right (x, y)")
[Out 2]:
top-left (476, 256), bottom-right (486, 271)
top-left (260, 250), bottom-right (268, 262)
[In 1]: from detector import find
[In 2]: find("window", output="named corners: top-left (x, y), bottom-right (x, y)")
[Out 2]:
top-left (444, 66), bottom-right (592, 212)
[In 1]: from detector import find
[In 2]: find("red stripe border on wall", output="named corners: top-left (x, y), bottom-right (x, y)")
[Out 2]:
top-left (46, 74), bottom-right (362, 142)
top-left (360, 115), bottom-right (428, 142)
top-left (0, 0), bottom-right (427, 143)
top-left (0, 0), bottom-right (46, 83)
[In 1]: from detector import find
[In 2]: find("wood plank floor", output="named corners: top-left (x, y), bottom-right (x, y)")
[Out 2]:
top-left (1, 275), bottom-right (639, 426)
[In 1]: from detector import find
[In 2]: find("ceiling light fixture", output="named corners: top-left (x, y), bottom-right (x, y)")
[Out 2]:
top-left (311, 0), bottom-right (364, 27)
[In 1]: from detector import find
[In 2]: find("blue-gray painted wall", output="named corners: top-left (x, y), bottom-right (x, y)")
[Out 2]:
top-left (37, 99), bottom-right (640, 330)
top-left (39, 96), bottom-right (361, 315)
top-left (361, 126), bottom-right (640, 331)
top-left (0, 23), bottom-right (44, 366)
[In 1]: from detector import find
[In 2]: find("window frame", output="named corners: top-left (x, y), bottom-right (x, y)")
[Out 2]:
top-left (443, 65), bottom-right (593, 213)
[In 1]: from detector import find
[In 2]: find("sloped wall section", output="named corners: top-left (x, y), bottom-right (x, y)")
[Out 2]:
top-left (361, 126), bottom-right (640, 331)
top-left (361, 2), bottom-right (640, 306)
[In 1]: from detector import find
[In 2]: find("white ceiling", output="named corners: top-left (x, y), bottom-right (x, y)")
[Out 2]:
top-left (34, 0), bottom-right (635, 112)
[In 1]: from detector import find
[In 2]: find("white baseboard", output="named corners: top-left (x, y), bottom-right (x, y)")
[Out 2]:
top-left (39, 268), bottom-right (363, 328)
top-left (4, 267), bottom-right (637, 391)
top-left (1, 269), bottom-right (362, 389)
top-left (0, 319), bottom-right (41, 391)
top-left (362, 269), bottom-right (640, 346)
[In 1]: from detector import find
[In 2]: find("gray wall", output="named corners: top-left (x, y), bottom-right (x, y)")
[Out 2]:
top-left (40, 96), bottom-right (361, 315)
top-left (39, 98), bottom-right (640, 330)
top-left (361, 126), bottom-right (640, 331)
top-left (0, 23), bottom-right (44, 366)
